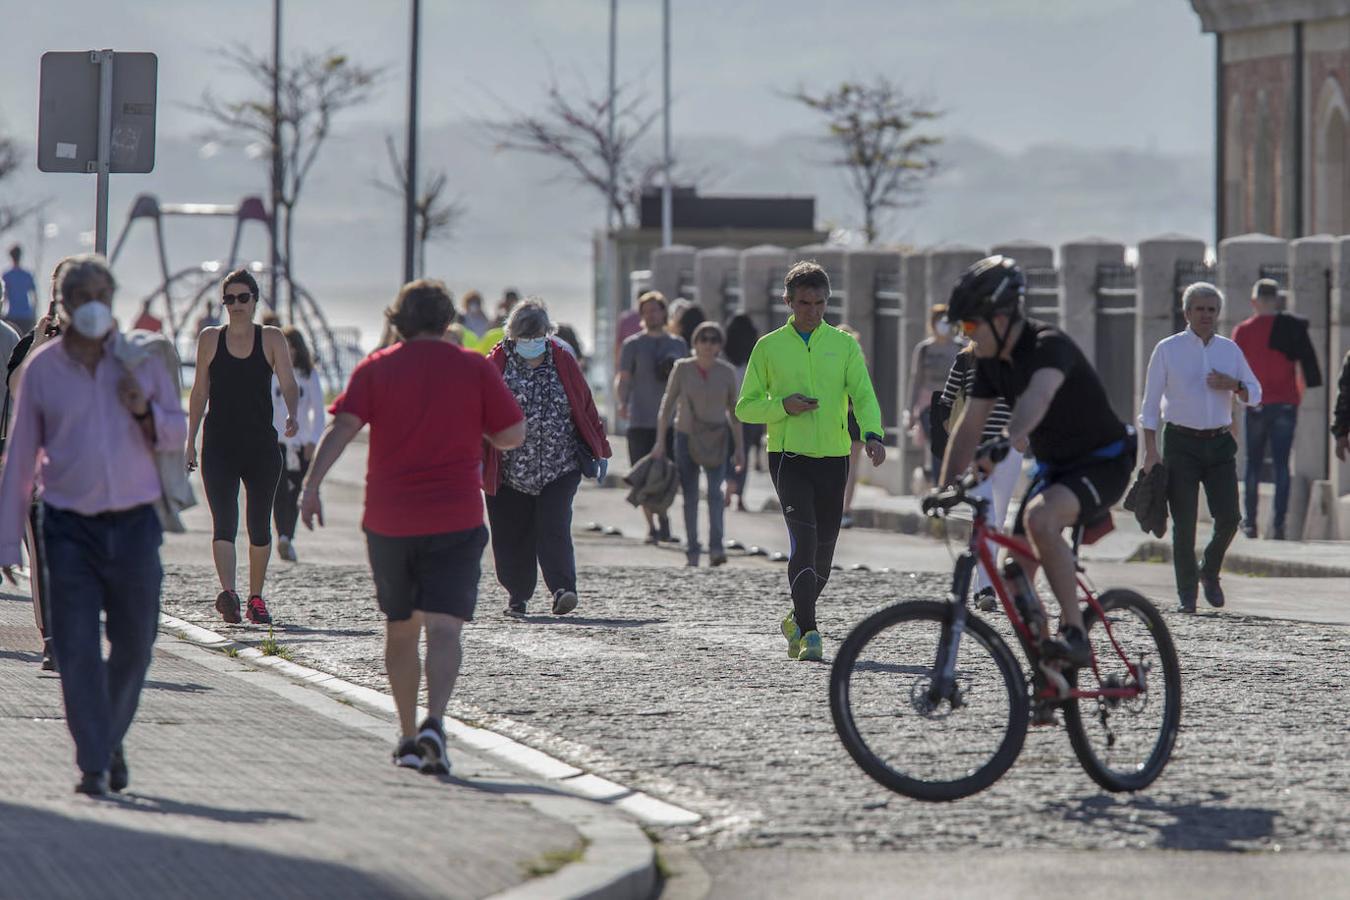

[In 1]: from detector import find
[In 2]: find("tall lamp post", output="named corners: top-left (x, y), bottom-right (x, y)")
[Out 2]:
top-left (660, 0), bottom-right (672, 248)
top-left (403, 0), bottom-right (421, 283)
top-left (270, 0), bottom-right (283, 316)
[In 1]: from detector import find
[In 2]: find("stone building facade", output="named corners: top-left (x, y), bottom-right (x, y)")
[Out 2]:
top-left (1192, 1), bottom-right (1350, 238)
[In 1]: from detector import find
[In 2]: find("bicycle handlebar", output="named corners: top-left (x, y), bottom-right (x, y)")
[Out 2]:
top-left (921, 437), bottom-right (1008, 516)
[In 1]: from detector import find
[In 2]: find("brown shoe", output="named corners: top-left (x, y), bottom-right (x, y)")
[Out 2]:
top-left (215, 590), bottom-right (242, 624)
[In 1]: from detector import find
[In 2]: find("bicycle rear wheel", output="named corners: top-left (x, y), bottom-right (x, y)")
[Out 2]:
top-left (1064, 589), bottom-right (1182, 792)
top-left (830, 600), bottom-right (1029, 802)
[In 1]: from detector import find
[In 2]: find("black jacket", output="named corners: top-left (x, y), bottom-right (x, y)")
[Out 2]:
top-left (1268, 312), bottom-right (1322, 388)
top-left (1123, 464), bottom-right (1169, 539)
top-left (1333, 351), bottom-right (1350, 438)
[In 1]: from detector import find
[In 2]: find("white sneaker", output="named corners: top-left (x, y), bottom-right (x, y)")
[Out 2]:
top-left (278, 536), bottom-right (297, 562)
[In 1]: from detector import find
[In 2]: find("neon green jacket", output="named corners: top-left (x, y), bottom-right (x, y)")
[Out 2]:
top-left (736, 317), bottom-right (884, 457)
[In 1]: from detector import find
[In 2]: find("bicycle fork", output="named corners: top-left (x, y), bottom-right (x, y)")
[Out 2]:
top-left (929, 552), bottom-right (976, 709)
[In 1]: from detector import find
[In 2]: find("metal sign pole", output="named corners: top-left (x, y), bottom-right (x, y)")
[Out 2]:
top-left (94, 48), bottom-right (114, 256)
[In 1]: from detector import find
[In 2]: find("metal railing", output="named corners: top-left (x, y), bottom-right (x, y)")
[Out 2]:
top-left (721, 270), bottom-right (742, 320)
top-left (872, 270), bottom-right (902, 445)
top-left (677, 267), bottom-right (696, 304)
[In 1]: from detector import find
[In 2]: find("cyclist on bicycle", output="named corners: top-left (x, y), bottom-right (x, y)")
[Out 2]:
top-left (932, 256), bottom-right (1134, 667)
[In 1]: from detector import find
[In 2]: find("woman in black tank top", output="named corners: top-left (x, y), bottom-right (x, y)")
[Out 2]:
top-left (186, 269), bottom-right (300, 626)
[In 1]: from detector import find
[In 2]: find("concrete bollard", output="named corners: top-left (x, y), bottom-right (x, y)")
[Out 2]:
top-left (1216, 233), bottom-right (1287, 332)
top-left (990, 240), bottom-right (1053, 270)
top-left (694, 247), bottom-right (741, 323)
top-left (842, 248), bottom-right (900, 366)
top-left (650, 245), bottom-right (697, 306)
top-left (1287, 236), bottom-right (1334, 539)
top-left (739, 245), bottom-right (791, 338)
top-left (1059, 238), bottom-right (1125, 367)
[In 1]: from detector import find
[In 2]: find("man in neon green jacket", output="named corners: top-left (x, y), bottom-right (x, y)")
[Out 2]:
top-left (736, 260), bottom-right (886, 661)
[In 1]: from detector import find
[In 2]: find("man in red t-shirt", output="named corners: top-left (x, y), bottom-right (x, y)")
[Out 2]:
top-left (1231, 278), bottom-right (1320, 540)
top-left (300, 280), bottom-right (524, 773)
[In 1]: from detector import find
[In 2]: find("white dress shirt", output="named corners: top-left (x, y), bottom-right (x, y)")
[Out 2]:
top-left (1138, 327), bottom-right (1262, 431)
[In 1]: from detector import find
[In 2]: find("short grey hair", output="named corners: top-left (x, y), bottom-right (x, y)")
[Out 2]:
top-left (1181, 281), bottom-right (1222, 312)
top-left (59, 254), bottom-right (117, 303)
top-left (504, 297), bottom-right (554, 340)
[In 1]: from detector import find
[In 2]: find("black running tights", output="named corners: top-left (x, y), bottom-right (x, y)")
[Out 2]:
top-left (202, 437), bottom-right (282, 546)
top-left (768, 452), bottom-right (848, 634)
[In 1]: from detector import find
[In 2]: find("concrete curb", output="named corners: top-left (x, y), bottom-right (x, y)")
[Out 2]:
top-left (158, 612), bottom-right (700, 898)
top-left (1128, 541), bottom-right (1350, 578)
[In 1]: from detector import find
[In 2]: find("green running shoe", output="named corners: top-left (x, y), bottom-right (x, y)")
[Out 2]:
top-left (798, 630), bottom-right (823, 661)
top-left (781, 611), bottom-right (802, 659)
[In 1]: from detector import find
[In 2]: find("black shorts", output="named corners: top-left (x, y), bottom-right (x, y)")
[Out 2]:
top-left (365, 525), bottom-right (489, 622)
top-left (1012, 452), bottom-right (1132, 536)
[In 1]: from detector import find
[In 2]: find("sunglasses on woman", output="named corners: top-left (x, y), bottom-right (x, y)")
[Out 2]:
top-left (222, 291), bottom-right (255, 306)
top-left (959, 320), bottom-right (979, 336)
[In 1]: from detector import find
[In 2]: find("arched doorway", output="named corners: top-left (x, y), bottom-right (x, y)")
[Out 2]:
top-left (1314, 77), bottom-right (1350, 235)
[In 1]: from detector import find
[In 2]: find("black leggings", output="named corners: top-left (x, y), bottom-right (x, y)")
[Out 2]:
top-left (202, 436), bottom-right (282, 546)
top-left (273, 446), bottom-right (309, 540)
top-left (768, 452), bottom-right (848, 634)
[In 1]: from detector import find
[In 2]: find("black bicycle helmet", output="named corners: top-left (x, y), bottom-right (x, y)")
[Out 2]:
top-left (946, 255), bottom-right (1025, 324)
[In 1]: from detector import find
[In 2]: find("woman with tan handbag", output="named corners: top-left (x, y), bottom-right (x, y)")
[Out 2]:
top-left (653, 321), bottom-right (745, 567)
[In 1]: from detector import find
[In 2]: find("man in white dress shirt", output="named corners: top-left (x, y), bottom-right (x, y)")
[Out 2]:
top-left (1139, 282), bottom-right (1261, 612)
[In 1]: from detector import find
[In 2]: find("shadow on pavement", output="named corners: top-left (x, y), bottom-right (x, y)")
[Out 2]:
top-left (111, 793), bottom-right (308, 825)
top-left (512, 616), bottom-right (666, 628)
top-left (0, 649), bottom-right (41, 664)
top-left (142, 680), bottom-right (213, 694)
top-left (0, 801), bottom-right (413, 900)
top-left (1047, 791), bottom-right (1278, 850)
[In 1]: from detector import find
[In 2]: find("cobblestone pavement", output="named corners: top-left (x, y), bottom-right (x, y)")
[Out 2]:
top-left (160, 521), bottom-right (1350, 856)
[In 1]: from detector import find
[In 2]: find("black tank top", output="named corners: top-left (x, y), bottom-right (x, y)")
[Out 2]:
top-left (204, 326), bottom-right (277, 443)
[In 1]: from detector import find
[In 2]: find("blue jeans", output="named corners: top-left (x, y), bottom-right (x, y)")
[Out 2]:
top-left (674, 432), bottom-right (726, 560)
top-left (44, 503), bottom-right (163, 775)
top-left (1244, 404), bottom-right (1297, 531)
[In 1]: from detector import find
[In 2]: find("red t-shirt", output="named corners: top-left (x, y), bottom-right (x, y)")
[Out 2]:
top-left (330, 340), bottom-right (523, 537)
top-left (1232, 314), bottom-right (1300, 406)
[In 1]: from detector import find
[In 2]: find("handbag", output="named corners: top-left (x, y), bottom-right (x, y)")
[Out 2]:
top-left (687, 417), bottom-right (730, 468)
top-left (575, 434), bottom-right (600, 478)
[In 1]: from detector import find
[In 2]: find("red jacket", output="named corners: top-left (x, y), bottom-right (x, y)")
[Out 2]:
top-left (483, 341), bottom-right (612, 496)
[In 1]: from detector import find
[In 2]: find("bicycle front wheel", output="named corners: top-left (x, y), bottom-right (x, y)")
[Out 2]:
top-left (1064, 589), bottom-right (1182, 792)
top-left (830, 600), bottom-right (1029, 802)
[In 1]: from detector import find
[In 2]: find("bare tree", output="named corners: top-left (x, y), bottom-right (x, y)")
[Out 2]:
top-left (486, 79), bottom-right (660, 228)
top-left (195, 45), bottom-right (383, 317)
top-left (789, 78), bottom-right (942, 244)
top-left (0, 135), bottom-right (40, 235)
top-left (373, 136), bottom-right (467, 278)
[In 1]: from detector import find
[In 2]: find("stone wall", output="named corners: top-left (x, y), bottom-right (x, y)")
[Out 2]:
top-left (615, 233), bottom-right (1350, 536)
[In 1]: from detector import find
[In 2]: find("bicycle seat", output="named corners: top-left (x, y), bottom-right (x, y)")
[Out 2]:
top-left (1080, 511), bottom-right (1114, 546)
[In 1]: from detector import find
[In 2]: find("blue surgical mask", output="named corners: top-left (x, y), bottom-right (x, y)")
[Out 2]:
top-left (514, 337), bottom-right (547, 359)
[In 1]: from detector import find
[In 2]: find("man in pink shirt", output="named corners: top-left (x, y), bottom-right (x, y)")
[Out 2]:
top-left (0, 255), bottom-right (187, 796)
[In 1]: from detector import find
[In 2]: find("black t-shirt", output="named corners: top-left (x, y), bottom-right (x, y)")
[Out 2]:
top-left (970, 318), bottom-right (1126, 466)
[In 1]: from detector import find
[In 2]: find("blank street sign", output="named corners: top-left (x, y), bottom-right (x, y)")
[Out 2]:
top-left (37, 51), bottom-right (157, 174)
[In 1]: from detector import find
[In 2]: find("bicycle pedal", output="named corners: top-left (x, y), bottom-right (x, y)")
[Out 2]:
top-left (1031, 704), bottom-right (1058, 726)
top-left (1037, 660), bottom-right (1071, 700)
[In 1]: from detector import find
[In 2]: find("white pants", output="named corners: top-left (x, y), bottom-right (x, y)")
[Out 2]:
top-left (972, 447), bottom-right (1024, 592)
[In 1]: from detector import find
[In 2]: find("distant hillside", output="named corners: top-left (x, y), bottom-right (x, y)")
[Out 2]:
top-left (1, 123), bottom-right (1212, 348)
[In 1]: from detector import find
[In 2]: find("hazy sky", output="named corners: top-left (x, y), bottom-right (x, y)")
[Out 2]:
top-left (2, 0), bottom-right (1214, 154)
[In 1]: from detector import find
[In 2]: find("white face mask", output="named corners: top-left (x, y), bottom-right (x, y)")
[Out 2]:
top-left (71, 301), bottom-right (115, 340)
top-left (934, 320), bottom-right (953, 337)
top-left (514, 337), bottom-right (548, 359)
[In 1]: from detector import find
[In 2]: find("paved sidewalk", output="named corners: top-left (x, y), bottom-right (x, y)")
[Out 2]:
top-left (0, 586), bottom-right (587, 899)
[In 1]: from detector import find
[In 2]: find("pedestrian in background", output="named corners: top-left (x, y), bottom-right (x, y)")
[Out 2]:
top-left (906, 304), bottom-right (962, 487)
top-left (616, 291), bottom-right (688, 543)
top-left (674, 301), bottom-right (706, 348)
top-left (1334, 350), bottom-right (1350, 462)
top-left (484, 299), bottom-right (611, 616)
top-left (2, 244), bottom-right (37, 336)
top-left (460, 289), bottom-right (490, 338)
top-left (1231, 278), bottom-right (1322, 539)
top-left (934, 342), bottom-right (1020, 606)
top-left (1139, 282), bottom-right (1261, 612)
top-left (186, 269), bottom-right (300, 627)
top-left (301, 279), bottom-right (525, 773)
top-left (653, 321), bottom-right (744, 567)
top-left (0, 254), bottom-right (187, 795)
top-left (273, 326), bottom-right (325, 563)
top-left (723, 312), bottom-right (763, 510)
top-left (4, 257), bottom-right (71, 673)
top-left (737, 261), bottom-right (886, 662)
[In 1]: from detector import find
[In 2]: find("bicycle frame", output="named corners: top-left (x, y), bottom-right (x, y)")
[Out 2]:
top-left (932, 494), bottom-right (1146, 706)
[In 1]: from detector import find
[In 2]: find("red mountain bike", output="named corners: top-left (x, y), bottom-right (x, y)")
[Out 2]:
top-left (829, 462), bottom-right (1181, 802)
